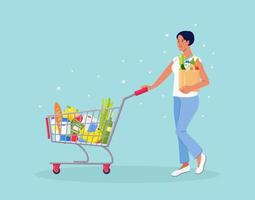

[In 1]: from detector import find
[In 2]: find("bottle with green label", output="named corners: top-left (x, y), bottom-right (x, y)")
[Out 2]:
top-left (102, 117), bottom-right (113, 144)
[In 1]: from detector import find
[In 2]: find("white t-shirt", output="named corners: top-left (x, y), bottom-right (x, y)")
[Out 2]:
top-left (171, 55), bottom-right (201, 97)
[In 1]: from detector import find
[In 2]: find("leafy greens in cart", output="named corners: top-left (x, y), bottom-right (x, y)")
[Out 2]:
top-left (99, 98), bottom-right (113, 133)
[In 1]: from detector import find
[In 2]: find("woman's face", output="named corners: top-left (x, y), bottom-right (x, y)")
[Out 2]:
top-left (177, 35), bottom-right (189, 51)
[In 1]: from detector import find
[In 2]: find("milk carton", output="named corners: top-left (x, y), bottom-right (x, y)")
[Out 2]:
top-left (61, 118), bottom-right (70, 135)
top-left (50, 117), bottom-right (70, 141)
top-left (82, 114), bottom-right (98, 130)
top-left (50, 117), bottom-right (60, 141)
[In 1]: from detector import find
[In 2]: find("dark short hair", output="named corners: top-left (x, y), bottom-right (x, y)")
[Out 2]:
top-left (176, 31), bottom-right (195, 46)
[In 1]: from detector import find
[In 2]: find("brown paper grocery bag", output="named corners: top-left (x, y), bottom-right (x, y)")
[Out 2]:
top-left (179, 69), bottom-right (201, 91)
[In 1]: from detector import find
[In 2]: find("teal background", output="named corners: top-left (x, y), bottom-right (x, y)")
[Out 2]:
top-left (1, 0), bottom-right (254, 199)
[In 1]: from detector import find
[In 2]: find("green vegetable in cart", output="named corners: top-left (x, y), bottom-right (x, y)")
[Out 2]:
top-left (71, 119), bottom-right (85, 135)
top-left (102, 117), bottom-right (113, 144)
top-left (99, 98), bottom-right (113, 133)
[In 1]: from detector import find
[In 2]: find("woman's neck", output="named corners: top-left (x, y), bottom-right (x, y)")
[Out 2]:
top-left (183, 47), bottom-right (193, 59)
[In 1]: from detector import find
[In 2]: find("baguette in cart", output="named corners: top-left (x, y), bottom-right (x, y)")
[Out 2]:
top-left (45, 87), bottom-right (148, 174)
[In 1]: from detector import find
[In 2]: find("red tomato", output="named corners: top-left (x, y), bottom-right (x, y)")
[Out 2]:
top-left (75, 115), bottom-right (83, 122)
top-left (71, 134), bottom-right (78, 142)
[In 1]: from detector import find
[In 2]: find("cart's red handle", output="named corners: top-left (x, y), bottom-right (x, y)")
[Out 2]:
top-left (45, 117), bottom-right (51, 139)
top-left (134, 87), bottom-right (149, 96)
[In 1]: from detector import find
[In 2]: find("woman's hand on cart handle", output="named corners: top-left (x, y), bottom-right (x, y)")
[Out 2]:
top-left (140, 85), bottom-right (153, 91)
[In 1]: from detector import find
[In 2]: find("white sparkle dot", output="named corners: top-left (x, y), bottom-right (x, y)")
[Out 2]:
top-left (121, 59), bottom-right (126, 63)
top-left (162, 115), bottom-right (167, 119)
top-left (208, 95), bottom-right (211, 99)
top-left (165, 33), bottom-right (169, 38)
top-left (162, 50), bottom-right (167, 54)
top-left (87, 94), bottom-right (91, 97)
top-left (139, 102), bottom-right (143, 105)
top-left (210, 65), bottom-right (214, 69)
top-left (194, 23), bottom-right (198, 27)
top-left (38, 105), bottom-right (42, 109)
top-left (56, 86), bottom-right (61, 91)
top-left (71, 69), bottom-right (74, 73)
top-left (121, 80), bottom-right (126, 84)
top-left (148, 70), bottom-right (152, 74)
top-left (96, 74), bottom-right (101, 78)
top-left (212, 51), bottom-right (215, 55)
top-left (139, 59), bottom-right (143, 63)
top-left (202, 44), bottom-right (206, 48)
top-left (201, 114), bottom-right (205, 118)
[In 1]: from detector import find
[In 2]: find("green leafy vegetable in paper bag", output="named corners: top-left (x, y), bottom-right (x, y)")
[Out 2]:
top-left (178, 54), bottom-right (186, 70)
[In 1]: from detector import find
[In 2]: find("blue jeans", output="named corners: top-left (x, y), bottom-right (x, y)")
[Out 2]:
top-left (174, 96), bottom-right (202, 163)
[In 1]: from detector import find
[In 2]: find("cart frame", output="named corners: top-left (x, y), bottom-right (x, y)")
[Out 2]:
top-left (45, 87), bottom-right (148, 174)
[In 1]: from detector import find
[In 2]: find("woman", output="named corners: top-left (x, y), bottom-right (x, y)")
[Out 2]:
top-left (142, 31), bottom-right (209, 176)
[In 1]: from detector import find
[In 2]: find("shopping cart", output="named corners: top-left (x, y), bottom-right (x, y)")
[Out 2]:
top-left (45, 87), bottom-right (148, 174)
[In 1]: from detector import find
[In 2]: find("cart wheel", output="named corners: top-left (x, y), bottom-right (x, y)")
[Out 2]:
top-left (53, 168), bottom-right (61, 174)
top-left (52, 163), bottom-right (61, 174)
top-left (103, 168), bottom-right (110, 174)
top-left (103, 163), bottom-right (111, 174)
